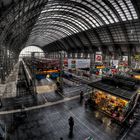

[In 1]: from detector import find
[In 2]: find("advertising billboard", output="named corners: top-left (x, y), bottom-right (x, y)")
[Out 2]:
top-left (68, 59), bottom-right (90, 69)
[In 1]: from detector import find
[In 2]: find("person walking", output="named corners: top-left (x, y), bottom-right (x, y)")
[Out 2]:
top-left (68, 116), bottom-right (74, 138)
top-left (79, 91), bottom-right (84, 103)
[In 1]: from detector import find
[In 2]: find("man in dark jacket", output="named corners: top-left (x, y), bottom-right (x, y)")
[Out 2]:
top-left (68, 116), bottom-right (74, 137)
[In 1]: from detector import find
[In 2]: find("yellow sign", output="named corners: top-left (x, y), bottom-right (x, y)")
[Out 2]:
top-left (134, 75), bottom-right (140, 79)
top-left (96, 66), bottom-right (105, 69)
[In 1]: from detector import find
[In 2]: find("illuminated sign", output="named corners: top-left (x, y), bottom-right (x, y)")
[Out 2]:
top-left (46, 70), bottom-right (59, 73)
top-left (96, 66), bottom-right (105, 69)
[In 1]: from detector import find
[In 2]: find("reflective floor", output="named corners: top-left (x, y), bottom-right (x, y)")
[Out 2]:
top-left (0, 99), bottom-right (120, 140)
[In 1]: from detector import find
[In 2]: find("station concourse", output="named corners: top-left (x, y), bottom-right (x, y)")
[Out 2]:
top-left (0, 0), bottom-right (140, 140)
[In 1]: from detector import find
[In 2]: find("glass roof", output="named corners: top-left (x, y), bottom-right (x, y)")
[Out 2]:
top-left (26, 0), bottom-right (138, 47)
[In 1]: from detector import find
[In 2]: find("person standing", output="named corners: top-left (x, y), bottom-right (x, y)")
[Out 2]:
top-left (84, 97), bottom-right (88, 108)
top-left (68, 116), bottom-right (74, 138)
top-left (80, 91), bottom-right (84, 103)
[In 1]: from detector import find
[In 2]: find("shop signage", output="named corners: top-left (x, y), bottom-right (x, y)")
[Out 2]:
top-left (63, 58), bottom-right (68, 66)
top-left (110, 60), bottom-right (119, 68)
top-left (134, 55), bottom-right (140, 61)
top-left (68, 59), bottom-right (76, 69)
top-left (95, 52), bottom-right (102, 63)
top-left (95, 55), bottom-right (102, 62)
top-left (96, 66), bottom-right (105, 69)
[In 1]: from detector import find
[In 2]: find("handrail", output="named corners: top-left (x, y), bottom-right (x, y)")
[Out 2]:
top-left (122, 94), bottom-right (139, 123)
top-left (119, 94), bottom-right (140, 140)
top-left (120, 118), bottom-right (136, 140)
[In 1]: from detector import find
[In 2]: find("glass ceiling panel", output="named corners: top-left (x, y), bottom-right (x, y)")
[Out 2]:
top-left (41, 3), bottom-right (103, 26)
top-left (41, 7), bottom-right (98, 28)
top-left (35, 21), bottom-right (80, 33)
top-left (80, 0), bottom-right (113, 24)
top-left (26, 0), bottom-right (138, 47)
top-left (108, 0), bottom-right (138, 21)
top-left (38, 15), bottom-right (89, 30)
top-left (32, 28), bottom-right (72, 36)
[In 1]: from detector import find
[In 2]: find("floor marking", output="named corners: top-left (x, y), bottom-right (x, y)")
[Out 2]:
top-left (42, 95), bottom-right (48, 103)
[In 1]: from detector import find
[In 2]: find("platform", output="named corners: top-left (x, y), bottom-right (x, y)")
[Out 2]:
top-left (0, 62), bottom-right (19, 98)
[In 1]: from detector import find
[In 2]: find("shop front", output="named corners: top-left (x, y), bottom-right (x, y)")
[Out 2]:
top-left (88, 78), bottom-right (137, 122)
top-left (91, 89), bottom-right (128, 122)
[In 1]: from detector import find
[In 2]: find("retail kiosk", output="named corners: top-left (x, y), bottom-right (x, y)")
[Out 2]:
top-left (88, 77), bottom-right (138, 122)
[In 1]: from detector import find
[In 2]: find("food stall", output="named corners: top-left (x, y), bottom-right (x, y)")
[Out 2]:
top-left (88, 77), bottom-right (138, 122)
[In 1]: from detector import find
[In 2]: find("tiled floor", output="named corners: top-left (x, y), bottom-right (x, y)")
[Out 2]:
top-left (0, 99), bottom-right (120, 140)
top-left (41, 92), bottom-right (63, 102)
top-left (63, 84), bottom-right (90, 98)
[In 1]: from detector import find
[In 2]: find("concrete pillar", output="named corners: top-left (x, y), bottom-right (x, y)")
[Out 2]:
top-left (77, 52), bottom-right (81, 58)
top-left (72, 53), bottom-right (75, 58)
top-left (59, 51), bottom-right (64, 94)
top-left (90, 53), bottom-right (94, 81)
top-left (128, 46), bottom-right (132, 67)
top-left (84, 53), bottom-right (88, 59)
top-left (0, 49), bottom-right (5, 83)
top-left (90, 53), bottom-right (94, 68)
